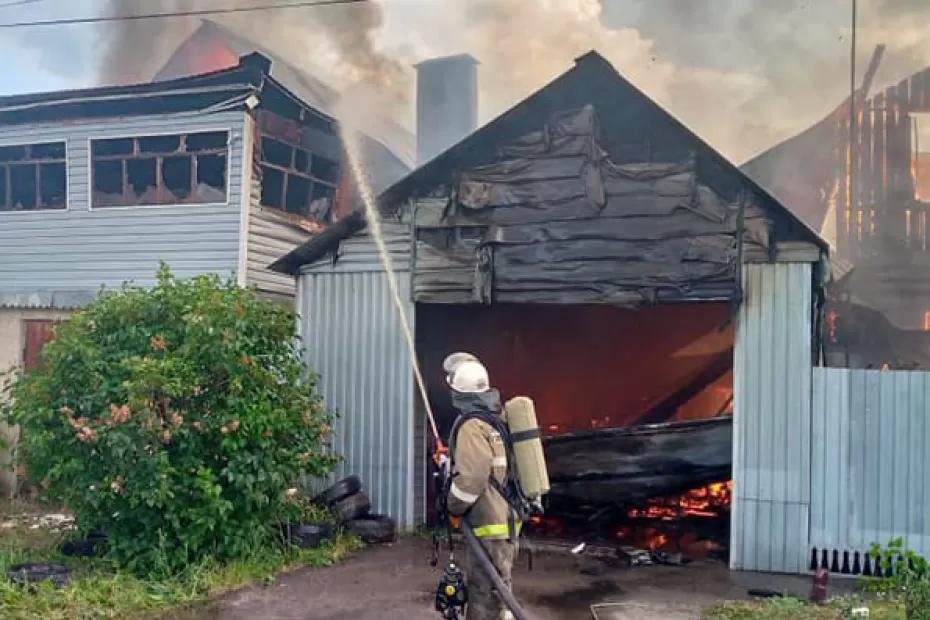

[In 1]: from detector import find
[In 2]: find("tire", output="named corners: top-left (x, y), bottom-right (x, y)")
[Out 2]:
top-left (321, 475), bottom-right (362, 505)
top-left (60, 531), bottom-right (106, 557)
top-left (333, 491), bottom-right (371, 522)
top-left (7, 563), bottom-right (71, 589)
top-left (281, 521), bottom-right (335, 548)
top-left (347, 514), bottom-right (396, 544)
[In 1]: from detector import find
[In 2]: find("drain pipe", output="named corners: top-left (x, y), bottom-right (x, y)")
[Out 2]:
top-left (461, 521), bottom-right (539, 620)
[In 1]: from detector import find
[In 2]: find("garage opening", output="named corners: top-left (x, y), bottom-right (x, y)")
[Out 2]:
top-left (418, 302), bottom-right (733, 561)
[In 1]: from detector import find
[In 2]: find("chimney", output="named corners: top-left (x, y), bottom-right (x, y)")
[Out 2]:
top-left (415, 54), bottom-right (478, 165)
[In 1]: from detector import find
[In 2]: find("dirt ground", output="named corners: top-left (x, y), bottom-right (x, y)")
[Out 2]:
top-left (163, 538), bottom-right (830, 620)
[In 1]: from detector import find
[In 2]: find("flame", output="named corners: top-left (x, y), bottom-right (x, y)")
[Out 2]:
top-left (626, 481), bottom-right (732, 521)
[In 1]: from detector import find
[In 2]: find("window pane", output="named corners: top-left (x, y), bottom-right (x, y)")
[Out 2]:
top-left (0, 145), bottom-right (27, 163)
top-left (162, 156), bottom-right (192, 201)
top-left (139, 135), bottom-right (180, 154)
top-left (285, 175), bottom-right (310, 214)
top-left (262, 138), bottom-right (293, 167)
top-left (39, 162), bottom-right (66, 208)
top-left (93, 138), bottom-right (134, 157)
top-left (311, 155), bottom-right (339, 184)
top-left (195, 154), bottom-right (227, 203)
top-left (261, 165), bottom-right (284, 208)
top-left (186, 131), bottom-right (228, 152)
top-left (93, 160), bottom-right (124, 206)
top-left (0, 168), bottom-right (8, 210)
top-left (126, 158), bottom-right (157, 201)
top-left (10, 164), bottom-right (37, 210)
top-left (295, 149), bottom-right (310, 173)
top-left (31, 142), bottom-right (65, 160)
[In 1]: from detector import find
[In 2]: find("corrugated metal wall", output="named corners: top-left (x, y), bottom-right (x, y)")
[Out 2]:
top-left (811, 368), bottom-right (930, 561)
top-left (297, 224), bottom-right (419, 527)
top-left (0, 111), bottom-right (246, 301)
top-left (731, 262), bottom-right (813, 573)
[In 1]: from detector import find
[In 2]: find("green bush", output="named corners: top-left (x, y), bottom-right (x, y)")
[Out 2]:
top-left (868, 538), bottom-right (930, 619)
top-left (1, 267), bottom-right (337, 574)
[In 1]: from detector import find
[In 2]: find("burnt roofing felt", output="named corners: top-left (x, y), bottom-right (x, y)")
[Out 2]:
top-left (0, 52), bottom-right (334, 129)
top-left (271, 50), bottom-right (826, 275)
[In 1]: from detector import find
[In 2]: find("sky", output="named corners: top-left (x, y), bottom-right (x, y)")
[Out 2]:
top-left (1, 0), bottom-right (930, 164)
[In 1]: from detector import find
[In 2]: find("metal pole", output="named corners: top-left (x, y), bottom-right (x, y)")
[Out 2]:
top-left (461, 522), bottom-right (539, 620)
top-left (848, 0), bottom-right (857, 245)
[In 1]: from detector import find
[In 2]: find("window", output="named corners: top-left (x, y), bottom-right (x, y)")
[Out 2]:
top-left (91, 131), bottom-right (228, 207)
top-left (258, 136), bottom-right (338, 220)
top-left (0, 142), bottom-right (66, 211)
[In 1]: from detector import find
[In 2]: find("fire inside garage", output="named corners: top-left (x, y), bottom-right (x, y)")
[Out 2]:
top-left (273, 51), bottom-right (826, 568)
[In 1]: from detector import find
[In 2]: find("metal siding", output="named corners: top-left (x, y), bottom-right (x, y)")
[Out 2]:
top-left (297, 260), bottom-right (417, 527)
top-left (0, 112), bottom-right (246, 300)
top-left (300, 224), bottom-right (412, 276)
top-left (810, 367), bottom-right (930, 559)
top-left (731, 262), bottom-right (813, 573)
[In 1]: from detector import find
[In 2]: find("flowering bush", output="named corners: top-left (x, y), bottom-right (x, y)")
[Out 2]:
top-left (2, 267), bottom-right (337, 574)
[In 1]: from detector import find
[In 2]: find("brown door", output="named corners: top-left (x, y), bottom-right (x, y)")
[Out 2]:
top-left (23, 320), bottom-right (57, 370)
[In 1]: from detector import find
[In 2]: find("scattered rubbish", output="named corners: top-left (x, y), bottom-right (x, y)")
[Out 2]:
top-left (651, 550), bottom-right (689, 566)
top-left (619, 546), bottom-right (653, 566)
top-left (7, 563), bottom-right (72, 589)
top-left (1, 513), bottom-right (75, 533)
top-left (748, 588), bottom-right (783, 598)
top-left (571, 542), bottom-right (586, 555)
top-left (850, 607), bottom-right (869, 618)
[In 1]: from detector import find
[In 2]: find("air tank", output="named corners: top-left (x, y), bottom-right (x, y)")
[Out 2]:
top-left (503, 396), bottom-right (550, 503)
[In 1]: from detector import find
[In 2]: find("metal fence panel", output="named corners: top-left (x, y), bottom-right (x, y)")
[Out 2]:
top-left (810, 367), bottom-right (930, 563)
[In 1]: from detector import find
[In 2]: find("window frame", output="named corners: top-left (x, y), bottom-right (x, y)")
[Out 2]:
top-left (87, 128), bottom-right (233, 211)
top-left (0, 139), bottom-right (70, 214)
top-left (257, 134), bottom-right (338, 221)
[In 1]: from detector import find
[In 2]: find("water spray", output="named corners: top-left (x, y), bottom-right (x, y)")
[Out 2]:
top-left (337, 123), bottom-right (538, 620)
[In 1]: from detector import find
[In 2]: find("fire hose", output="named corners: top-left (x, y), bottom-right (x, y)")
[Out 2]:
top-left (460, 520), bottom-right (539, 620)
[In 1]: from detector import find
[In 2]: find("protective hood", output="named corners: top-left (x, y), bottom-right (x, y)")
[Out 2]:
top-left (451, 388), bottom-right (503, 417)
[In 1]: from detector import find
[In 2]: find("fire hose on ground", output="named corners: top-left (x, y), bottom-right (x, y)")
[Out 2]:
top-left (460, 520), bottom-right (539, 620)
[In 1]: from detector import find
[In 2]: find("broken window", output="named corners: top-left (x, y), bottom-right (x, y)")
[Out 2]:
top-left (0, 142), bottom-right (67, 211)
top-left (91, 131), bottom-right (228, 207)
top-left (258, 135), bottom-right (338, 220)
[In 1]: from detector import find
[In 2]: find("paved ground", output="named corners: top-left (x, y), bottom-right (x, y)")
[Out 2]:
top-left (162, 538), bottom-right (830, 620)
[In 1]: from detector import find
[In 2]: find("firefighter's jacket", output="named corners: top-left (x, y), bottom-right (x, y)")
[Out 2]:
top-left (447, 389), bottom-right (517, 540)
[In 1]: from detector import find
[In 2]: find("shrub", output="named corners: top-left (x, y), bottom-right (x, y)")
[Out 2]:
top-left (867, 538), bottom-right (930, 619)
top-left (1, 267), bottom-right (337, 574)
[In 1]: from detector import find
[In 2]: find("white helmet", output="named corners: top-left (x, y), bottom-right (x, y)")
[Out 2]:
top-left (442, 351), bottom-right (479, 375)
top-left (447, 360), bottom-right (490, 393)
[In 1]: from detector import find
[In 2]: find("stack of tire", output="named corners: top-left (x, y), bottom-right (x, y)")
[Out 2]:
top-left (322, 475), bottom-right (397, 544)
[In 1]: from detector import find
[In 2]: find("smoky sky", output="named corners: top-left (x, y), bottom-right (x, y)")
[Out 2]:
top-left (5, 0), bottom-right (930, 163)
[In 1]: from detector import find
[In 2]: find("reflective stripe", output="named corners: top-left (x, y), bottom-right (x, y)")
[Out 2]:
top-left (450, 481), bottom-right (479, 504)
top-left (472, 521), bottom-right (522, 538)
top-left (491, 456), bottom-right (507, 467)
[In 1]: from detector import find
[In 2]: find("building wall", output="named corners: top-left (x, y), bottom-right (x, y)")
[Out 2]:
top-left (0, 307), bottom-right (71, 496)
top-left (731, 262), bottom-right (814, 573)
top-left (296, 223), bottom-right (420, 527)
top-left (0, 111), bottom-right (247, 300)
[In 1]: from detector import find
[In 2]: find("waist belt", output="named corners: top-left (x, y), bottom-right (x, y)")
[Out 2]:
top-left (472, 521), bottom-right (522, 538)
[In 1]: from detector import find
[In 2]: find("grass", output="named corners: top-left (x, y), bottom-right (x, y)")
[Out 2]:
top-left (702, 596), bottom-right (906, 620)
top-left (0, 501), bottom-right (363, 620)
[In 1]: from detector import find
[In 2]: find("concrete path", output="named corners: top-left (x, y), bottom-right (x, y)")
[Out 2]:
top-left (160, 538), bottom-right (820, 620)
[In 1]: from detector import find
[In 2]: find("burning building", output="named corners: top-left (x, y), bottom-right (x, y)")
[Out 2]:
top-left (273, 50), bottom-right (827, 574)
top-left (744, 49), bottom-right (930, 368)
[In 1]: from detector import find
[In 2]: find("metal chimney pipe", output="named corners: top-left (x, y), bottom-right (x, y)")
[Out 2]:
top-left (415, 54), bottom-right (478, 166)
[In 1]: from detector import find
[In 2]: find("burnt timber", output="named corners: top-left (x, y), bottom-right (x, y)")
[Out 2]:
top-left (543, 417), bottom-right (733, 505)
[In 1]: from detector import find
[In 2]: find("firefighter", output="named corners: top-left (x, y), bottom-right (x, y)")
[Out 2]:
top-left (444, 354), bottom-right (519, 620)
